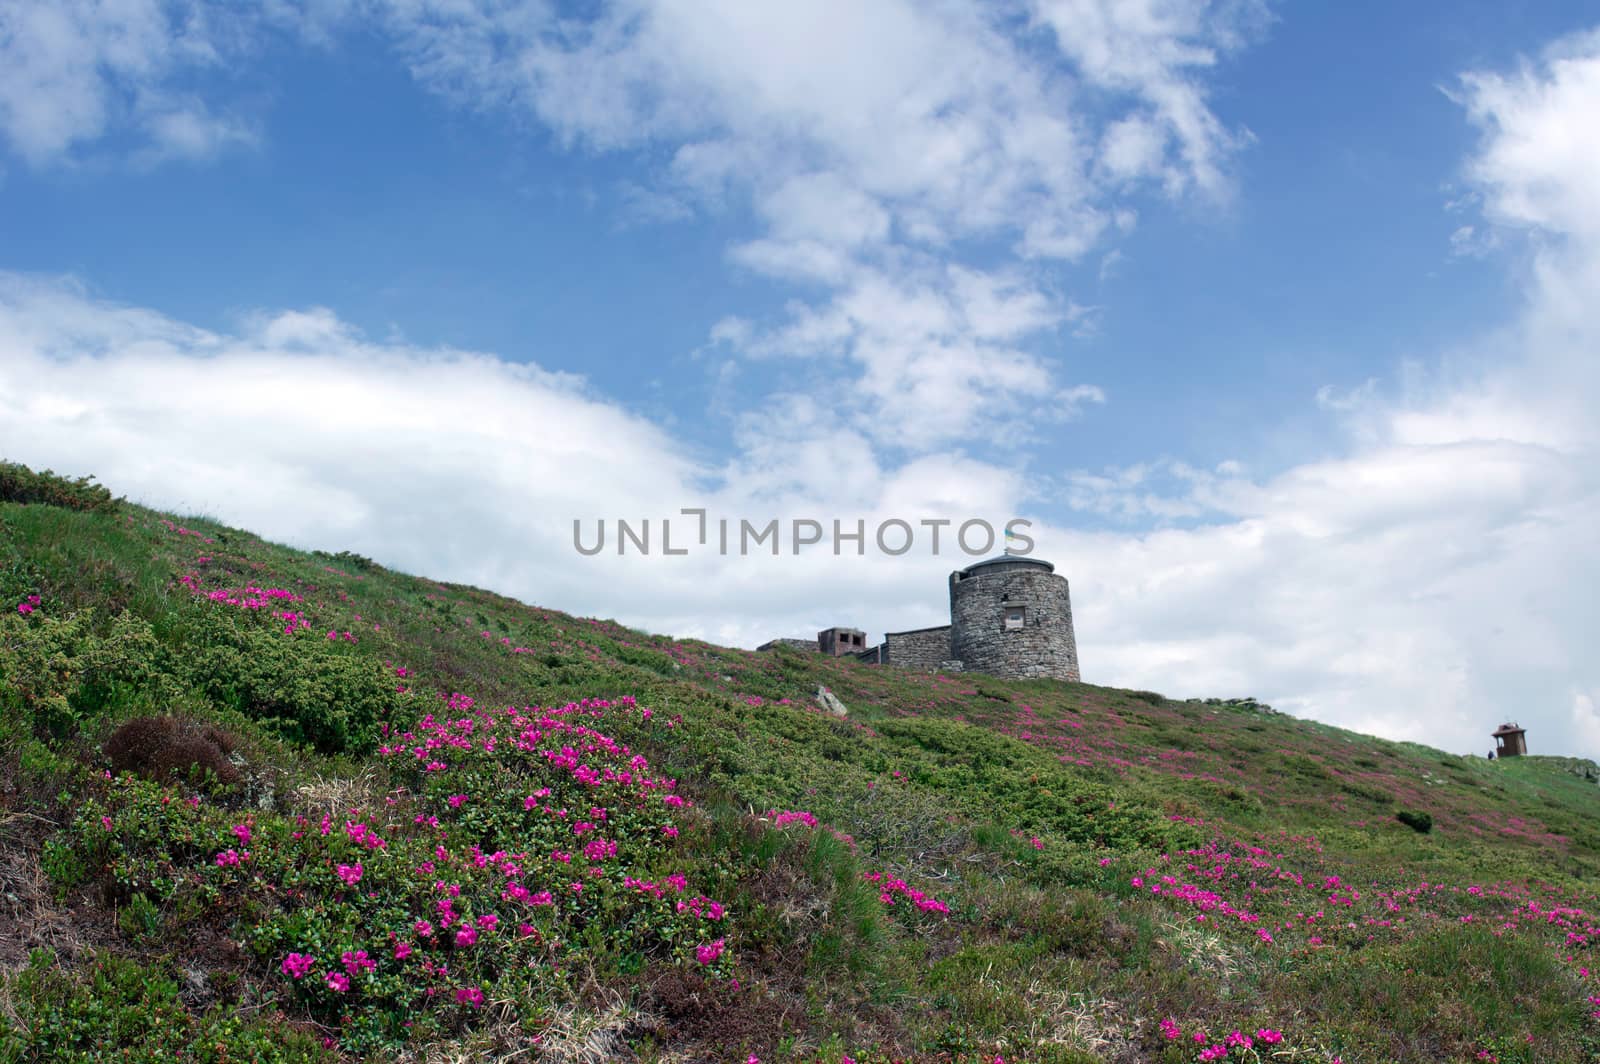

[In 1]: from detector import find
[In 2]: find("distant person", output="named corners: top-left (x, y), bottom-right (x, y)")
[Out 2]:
top-left (1487, 750), bottom-right (1495, 760)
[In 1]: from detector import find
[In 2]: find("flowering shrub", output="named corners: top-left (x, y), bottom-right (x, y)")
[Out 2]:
top-left (864, 871), bottom-right (951, 915)
top-left (80, 695), bottom-right (733, 1052)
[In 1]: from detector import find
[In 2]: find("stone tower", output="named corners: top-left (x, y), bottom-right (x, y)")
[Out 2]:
top-left (948, 556), bottom-right (1079, 681)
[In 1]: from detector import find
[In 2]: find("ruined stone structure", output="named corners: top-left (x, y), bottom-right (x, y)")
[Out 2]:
top-left (756, 637), bottom-right (821, 654)
top-left (818, 627), bottom-right (868, 657)
top-left (759, 555), bottom-right (1081, 683)
top-left (1492, 722), bottom-right (1528, 758)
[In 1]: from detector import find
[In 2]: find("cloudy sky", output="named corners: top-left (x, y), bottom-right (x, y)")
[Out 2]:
top-left (2, 1), bottom-right (1598, 758)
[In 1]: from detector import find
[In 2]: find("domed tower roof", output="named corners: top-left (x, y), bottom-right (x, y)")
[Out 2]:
top-left (956, 555), bottom-right (1055, 577)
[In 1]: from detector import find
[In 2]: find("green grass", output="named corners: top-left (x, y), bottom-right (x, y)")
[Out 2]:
top-left (1, 462), bottom-right (1598, 1062)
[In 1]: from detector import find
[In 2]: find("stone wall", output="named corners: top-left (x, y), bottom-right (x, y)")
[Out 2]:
top-left (948, 560), bottom-right (1079, 681)
top-left (879, 625), bottom-right (952, 671)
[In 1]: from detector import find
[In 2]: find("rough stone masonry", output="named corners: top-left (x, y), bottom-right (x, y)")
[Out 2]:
top-left (760, 555), bottom-right (1080, 683)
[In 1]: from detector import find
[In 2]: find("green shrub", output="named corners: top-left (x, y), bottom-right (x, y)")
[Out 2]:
top-left (1396, 809), bottom-right (1434, 834)
top-left (117, 892), bottom-right (163, 942)
top-left (184, 609), bottom-right (397, 754)
top-left (0, 609), bottom-right (171, 739)
top-left (0, 461), bottom-right (121, 514)
top-left (0, 949), bottom-right (329, 1063)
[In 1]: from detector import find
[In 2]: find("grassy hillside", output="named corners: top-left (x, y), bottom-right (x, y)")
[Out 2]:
top-left (1, 463), bottom-right (1598, 1063)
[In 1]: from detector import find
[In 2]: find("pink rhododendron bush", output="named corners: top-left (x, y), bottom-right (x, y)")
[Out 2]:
top-left (69, 694), bottom-right (746, 1054)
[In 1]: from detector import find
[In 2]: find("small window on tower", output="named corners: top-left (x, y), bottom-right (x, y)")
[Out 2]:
top-left (1004, 607), bottom-right (1026, 630)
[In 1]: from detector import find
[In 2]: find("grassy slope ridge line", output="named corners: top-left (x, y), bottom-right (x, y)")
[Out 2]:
top-left (0, 465), bottom-right (1597, 1063)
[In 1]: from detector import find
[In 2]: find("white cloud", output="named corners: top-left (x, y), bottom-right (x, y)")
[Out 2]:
top-left (1457, 29), bottom-right (1600, 240)
top-left (711, 262), bottom-right (1104, 449)
top-left (134, 95), bottom-right (258, 164)
top-left (1028, 0), bottom-right (1267, 197)
top-left (1573, 692), bottom-right (1600, 755)
top-left (0, 0), bottom-right (256, 166)
top-left (361, 0), bottom-right (1262, 445)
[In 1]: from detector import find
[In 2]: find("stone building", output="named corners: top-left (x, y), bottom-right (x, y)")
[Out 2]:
top-left (758, 555), bottom-right (1081, 683)
top-left (818, 627), bottom-right (868, 657)
top-left (948, 556), bottom-right (1079, 681)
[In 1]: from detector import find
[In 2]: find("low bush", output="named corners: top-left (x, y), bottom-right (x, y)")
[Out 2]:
top-left (103, 715), bottom-right (241, 789)
top-left (0, 461), bottom-right (121, 514)
top-left (0, 949), bottom-right (329, 1063)
top-left (184, 608), bottom-right (398, 754)
top-left (1397, 809), bottom-right (1434, 834)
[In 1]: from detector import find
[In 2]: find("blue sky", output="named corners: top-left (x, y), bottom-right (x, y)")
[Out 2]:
top-left (3, 1), bottom-right (1600, 760)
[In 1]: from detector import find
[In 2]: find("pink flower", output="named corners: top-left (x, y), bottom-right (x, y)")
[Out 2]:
top-left (281, 952), bottom-right (316, 979)
top-left (455, 925), bottom-right (478, 947)
top-left (336, 863), bottom-right (363, 887)
top-left (394, 941), bottom-right (412, 960)
top-left (215, 849), bottom-right (243, 867)
top-left (341, 950), bottom-right (375, 976)
top-left (232, 823), bottom-right (252, 845)
top-left (475, 913), bottom-right (498, 932)
top-left (1159, 1017), bottom-right (1181, 1041)
top-left (1255, 1028), bottom-right (1284, 1045)
top-left (695, 938), bottom-right (725, 965)
top-left (325, 971), bottom-right (350, 992)
top-left (100, 816), bottom-right (113, 831)
top-left (455, 986), bottom-right (484, 1008)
